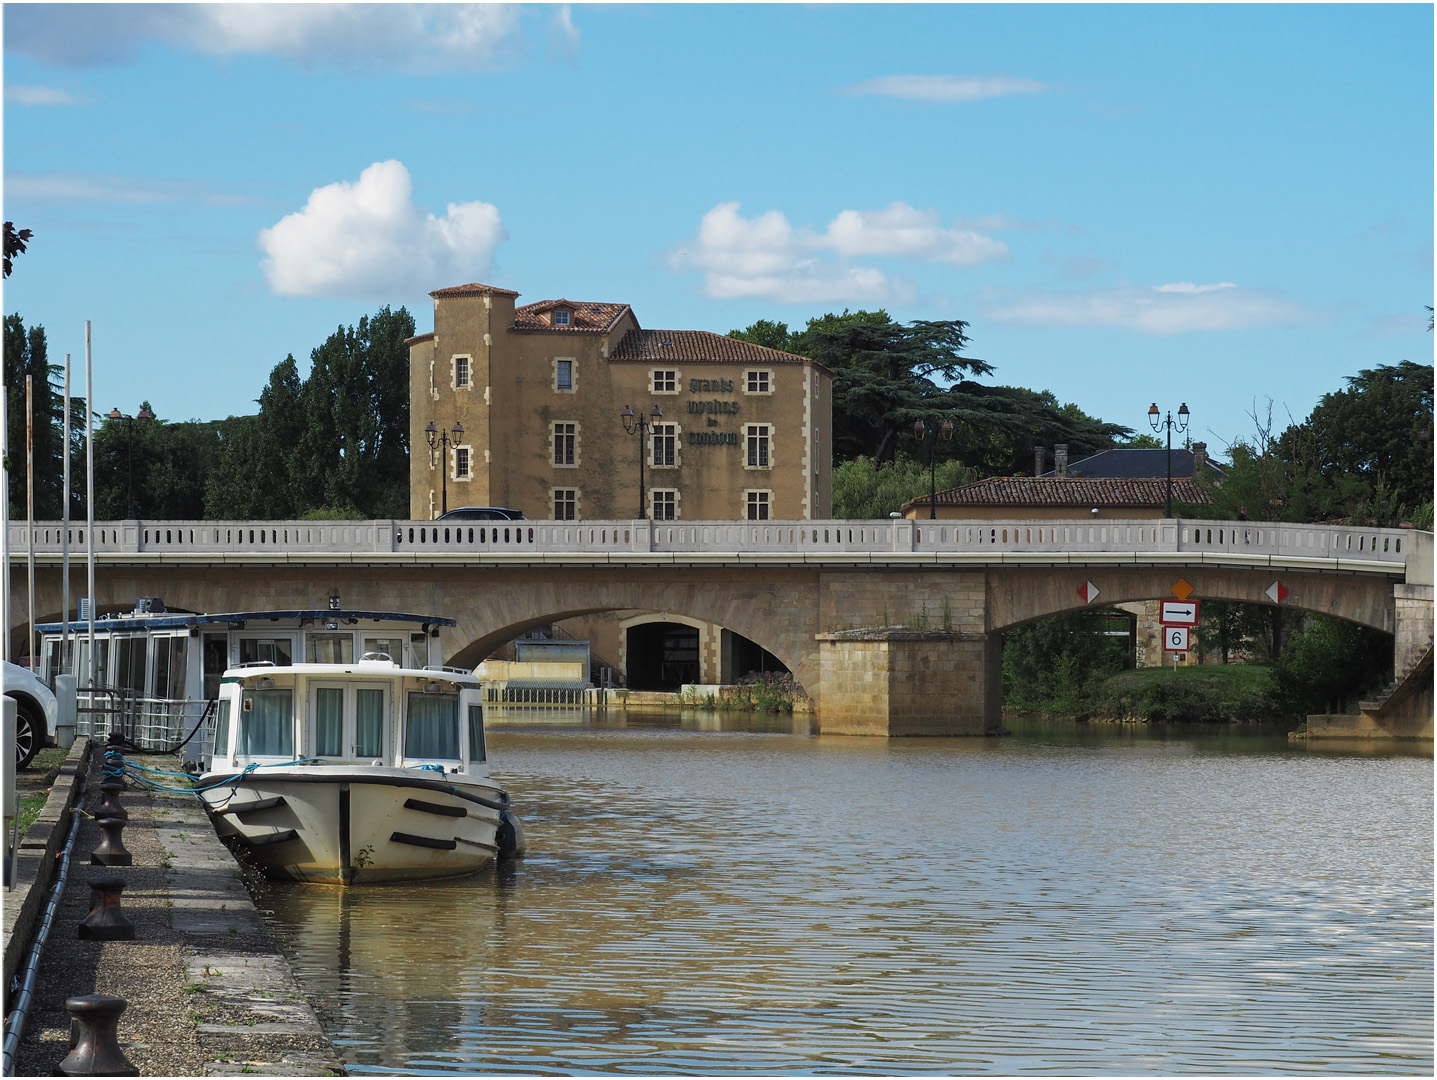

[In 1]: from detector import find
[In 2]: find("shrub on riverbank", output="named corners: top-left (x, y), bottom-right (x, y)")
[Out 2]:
top-left (677, 673), bottom-right (802, 713)
top-left (1090, 665), bottom-right (1286, 725)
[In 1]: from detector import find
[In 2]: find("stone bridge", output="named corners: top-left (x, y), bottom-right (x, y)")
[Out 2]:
top-left (6, 517), bottom-right (1432, 736)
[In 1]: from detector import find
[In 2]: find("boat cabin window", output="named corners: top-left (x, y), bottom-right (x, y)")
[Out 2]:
top-left (468, 704), bottom-right (486, 762)
top-left (213, 698), bottom-right (231, 760)
top-left (114, 636), bottom-right (147, 691)
top-left (151, 634), bottom-right (188, 699)
top-left (315, 687), bottom-right (344, 756)
top-left (356, 689), bottom-right (385, 757)
top-left (409, 633), bottom-right (429, 669)
top-left (240, 688), bottom-right (294, 757)
top-left (240, 636), bottom-right (293, 666)
top-left (406, 692), bottom-right (459, 759)
top-left (75, 638), bottom-right (109, 689)
top-left (363, 637), bottom-right (405, 664)
top-left (307, 633), bottom-right (354, 664)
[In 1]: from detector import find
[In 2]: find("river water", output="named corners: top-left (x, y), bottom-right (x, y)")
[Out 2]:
top-left (260, 712), bottom-right (1433, 1075)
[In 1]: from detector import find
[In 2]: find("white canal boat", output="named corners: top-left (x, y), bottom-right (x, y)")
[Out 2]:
top-left (197, 655), bottom-right (523, 884)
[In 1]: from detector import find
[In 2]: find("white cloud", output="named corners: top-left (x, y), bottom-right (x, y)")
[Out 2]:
top-left (980, 282), bottom-right (1316, 333)
top-left (4, 4), bottom-right (539, 71)
top-left (672, 201), bottom-right (1003, 305)
top-left (5, 84), bottom-right (84, 106)
top-left (840, 75), bottom-right (1048, 102)
top-left (257, 160), bottom-right (506, 299)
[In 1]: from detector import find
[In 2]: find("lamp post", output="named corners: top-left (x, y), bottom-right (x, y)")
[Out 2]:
top-left (424, 420), bottom-right (465, 516)
top-left (1147, 401), bottom-right (1190, 518)
top-left (106, 404), bottom-right (153, 518)
top-left (620, 404), bottom-right (664, 519)
top-left (913, 418), bottom-right (954, 520)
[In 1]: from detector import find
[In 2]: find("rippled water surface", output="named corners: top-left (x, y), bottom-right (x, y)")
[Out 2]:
top-left (261, 714), bottom-right (1433, 1075)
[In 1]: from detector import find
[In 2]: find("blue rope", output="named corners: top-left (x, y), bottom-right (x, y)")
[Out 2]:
top-left (408, 763), bottom-right (447, 774)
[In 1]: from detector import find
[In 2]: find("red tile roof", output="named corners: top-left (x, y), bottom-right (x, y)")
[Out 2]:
top-left (512, 300), bottom-right (633, 334)
top-left (404, 332), bottom-right (435, 346)
top-left (609, 329), bottom-right (811, 365)
top-left (429, 282), bottom-right (521, 298)
top-left (909, 476), bottom-right (1213, 510)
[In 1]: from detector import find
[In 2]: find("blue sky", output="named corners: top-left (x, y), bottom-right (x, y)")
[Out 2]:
top-left (3, 3), bottom-right (1432, 456)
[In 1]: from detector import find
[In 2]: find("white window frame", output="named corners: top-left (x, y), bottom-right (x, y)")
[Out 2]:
top-left (453, 444), bottom-right (473, 482)
top-left (452, 354), bottom-right (473, 391)
top-left (745, 489), bottom-right (772, 520)
top-left (552, 488), bottom-right (579, 520)
top-left (553, 309), bottom-right (571, 326)
top-left (744, 369), bottom-right (773, 395)
top-left (744, 423), bottom-right (772, 470)
top-left (650, 369), bottom-right (680, 394)
top-left (651, 422), bottom-right (679, 469)
top-left (553, 357), bottom-right (576, 393)
top-left (552, 421), bottom-right (579, 468)
top-left (650, 488), bottom-right (679, 520)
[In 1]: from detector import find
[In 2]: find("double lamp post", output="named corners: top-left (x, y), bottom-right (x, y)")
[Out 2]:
top-left (1148, 401), bottom-right (1190, 518)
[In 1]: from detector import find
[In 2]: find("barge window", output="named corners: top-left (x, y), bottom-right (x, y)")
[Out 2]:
top-left (356, 689), bottom-right (384, 758)
top-left (213, 699), bottom-right (231, 761)
top-left (152, 635), bottom-right (187, 700)
top-left (406, 692), bottom-right (459, 759)
top-left (363, 637), bottom-right (403, 664)
top-left (315, 687), bottom-right (343, 757)
top-left (468, 704), bottom-right (486, 763)
top-left (240, 637), bottom-right (293, 666)
top-left (307, 633), bottom-right (354, 665)
top-left (240, 689), bottom-right (294, 758)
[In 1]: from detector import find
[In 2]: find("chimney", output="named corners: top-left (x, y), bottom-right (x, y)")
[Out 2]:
top-left (1034, 445), bottom-right (1047, 477)
top-left (1054, 444), bottom-right (1069, 477)
top-left (1191, 441), bottom-right (1208, 473)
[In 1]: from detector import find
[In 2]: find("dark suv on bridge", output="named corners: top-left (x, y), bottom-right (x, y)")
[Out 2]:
top-left (438, 506), bottom-right (527, 521)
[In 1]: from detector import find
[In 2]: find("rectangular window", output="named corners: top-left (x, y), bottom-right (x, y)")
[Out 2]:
top-left (746, 424), bottom-right (771, 468)
top-left (406, 692), bottom-right (460, 760)
top-left (315, 686), bottom-right (343, 757)
top-left (307, 634), bottom-right (354, 665)
top-left (213, 699), bottom-right (231, 762)
top-left (553, 422), bottom-right (576, 466)
top-left (363, 637), bottom-right (404, 663)
top-left (652, 489), bottom-right (677, 520)
top-left (553, 489), bottom-right (577, 520)
top-left (553, 310), bottom-right (571, 326)
top-left (555, 358), bottom-right (574, 391)
top-left (652, 423), bottom-right (677, 467)
top-left (239, 636), bottom-right (293, 666)
top-left (745, 369), bottom-right (771, 394)
top-left (240, 688), bottom-right (294, 758)
top-left (746, 490), bottom-right (771, 520)
top-left (468, 703), bottom-right (486, 763)
top-left (356, 688), bottom-right (385, 758)
top-left (454, 445), bottom-right (471, 480)
top-left (651, 369), bottom-right (678, 393)
top-left (453, 355), bottom-right (470, 389)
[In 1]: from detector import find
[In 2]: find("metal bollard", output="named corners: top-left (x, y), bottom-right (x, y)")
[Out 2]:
top-left (77, 876), bottom-right (135, 941)
top-left (94, 781), bottom-right (129, 822)
top-left (90, 817), bottom-right (132, 867)
top-left (55, 995), bottom-right (139, 1076)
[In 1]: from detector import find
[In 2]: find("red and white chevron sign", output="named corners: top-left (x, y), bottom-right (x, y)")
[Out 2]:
top-left (1076, 581), bottom-right (1100, 604)
top-left (1266, 580), bottom-right (1289, 604)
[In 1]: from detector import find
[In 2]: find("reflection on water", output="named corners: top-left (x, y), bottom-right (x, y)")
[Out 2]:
top-left (261, 711), bottom-right (1433, 1075)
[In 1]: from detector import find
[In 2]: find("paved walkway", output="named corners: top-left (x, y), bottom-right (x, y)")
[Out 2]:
top-left (4, 740), bottom-right (345, 1077)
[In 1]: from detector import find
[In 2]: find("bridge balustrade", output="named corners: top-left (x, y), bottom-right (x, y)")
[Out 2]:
top-left (4, 517), bottom-right (1416, 571)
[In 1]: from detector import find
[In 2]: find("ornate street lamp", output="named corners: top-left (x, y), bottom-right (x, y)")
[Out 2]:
top-left (913, 418), bottom-right (954, 520)
top-left (424, 419), bottom-right (465, 517)
top-left (1148, 401), bottom-right (1190, 518)
top-left (106, 404), bottom-right (154, 518)
top-left (620, 404), bottom-right (664, 519)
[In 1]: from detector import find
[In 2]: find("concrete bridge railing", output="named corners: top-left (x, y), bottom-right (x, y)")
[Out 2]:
top-left (5, 518), bottom-right (1422, 578)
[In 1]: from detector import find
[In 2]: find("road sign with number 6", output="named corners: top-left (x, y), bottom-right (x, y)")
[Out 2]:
top-left (1165, 626), bottom-right (1190, 652)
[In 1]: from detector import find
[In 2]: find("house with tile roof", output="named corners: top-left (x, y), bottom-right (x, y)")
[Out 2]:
top-left (408, 282), bottom-right (832, 522)
top-left (900, 443), bottom-right (1218, 520)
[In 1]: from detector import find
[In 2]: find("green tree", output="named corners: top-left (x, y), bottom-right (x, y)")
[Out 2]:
top-left (93, 407), bottom-right (221, 519)
top-left (832, 456), bottom-right (979, 519)
top-left (1194, 600), bottom-right (1276, 664)
top-left (1002, 609), bottom-right (1132, 715)
top-left (1272, 614), bottom-right (1392, 717)
top-left (4, 223), bottom-right (33, 278)
top-left (5, 313), bottom-right (88, 520)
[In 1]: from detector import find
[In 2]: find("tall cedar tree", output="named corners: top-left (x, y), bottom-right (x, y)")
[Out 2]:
top-left (5, 313), bottom-right (88, 520)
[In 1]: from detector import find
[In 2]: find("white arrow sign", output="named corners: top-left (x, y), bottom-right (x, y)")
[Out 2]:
top-left (1161, 600), bottom-right (1199, 625)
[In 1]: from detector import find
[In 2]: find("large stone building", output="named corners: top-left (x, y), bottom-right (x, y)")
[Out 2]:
top-left (407, 283), bottom-right (832, 522)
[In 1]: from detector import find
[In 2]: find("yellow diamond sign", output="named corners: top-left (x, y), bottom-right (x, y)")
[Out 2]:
top-left (1171, 578), bottom-right (1194, 601)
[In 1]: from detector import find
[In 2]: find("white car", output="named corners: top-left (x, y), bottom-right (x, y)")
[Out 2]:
top-left (4, 661), bottom-right (58, 769)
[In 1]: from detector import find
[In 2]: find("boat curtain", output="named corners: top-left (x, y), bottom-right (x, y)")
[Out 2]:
top-left (240, 689), bottom-right (294, 758)
top-left (468, 704), bottom-right (486, 763)
top-left (315, 688), bottom-right (343, 757)
top-left (356, 688), bottom-right (385, 758)
top-left (405, 693), bottom-right (459, 759)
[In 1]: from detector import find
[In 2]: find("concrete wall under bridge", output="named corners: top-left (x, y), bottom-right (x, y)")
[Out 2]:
top-left (6, 518), bottom-right (1432, 736)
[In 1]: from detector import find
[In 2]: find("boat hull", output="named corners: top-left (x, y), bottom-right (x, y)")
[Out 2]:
top-left (197, 767), bottom-right (509, 885)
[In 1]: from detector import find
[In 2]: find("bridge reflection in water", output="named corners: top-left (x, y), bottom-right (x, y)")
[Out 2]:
top-left (260, 715), bottom-right (1434, 1076)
